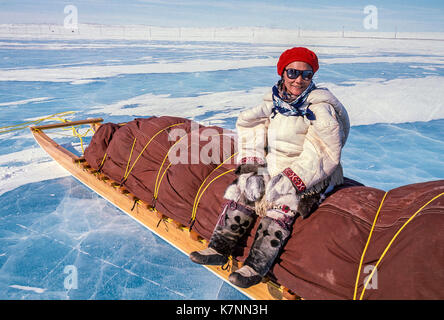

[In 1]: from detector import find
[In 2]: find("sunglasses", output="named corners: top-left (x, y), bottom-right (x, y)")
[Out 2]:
top-left (285, 68), bottom-right (314, 80)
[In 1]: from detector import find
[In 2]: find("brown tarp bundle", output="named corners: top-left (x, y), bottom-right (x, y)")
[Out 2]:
top-left (85, 116), bottom-right (444, 300)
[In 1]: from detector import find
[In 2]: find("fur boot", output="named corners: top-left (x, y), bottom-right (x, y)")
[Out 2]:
top-left (228, 172), bottom-right (299, 288)
top-left (189, 163), bottom-right (266, 266)
top-left (228, 215), bottom-right (293, 288)
top-left (189, 200), bottom-right (256, 265)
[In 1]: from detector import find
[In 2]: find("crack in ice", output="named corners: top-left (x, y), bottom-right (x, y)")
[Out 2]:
top-left (15, 223), bottom-right (187, 298)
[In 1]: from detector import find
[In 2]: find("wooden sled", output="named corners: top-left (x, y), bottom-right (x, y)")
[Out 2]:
top-left (30, 118), bottom-right (300, 300)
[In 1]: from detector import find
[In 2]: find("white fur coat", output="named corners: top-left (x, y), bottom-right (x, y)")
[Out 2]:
top-left (236, 87), bottom-right (350, 192)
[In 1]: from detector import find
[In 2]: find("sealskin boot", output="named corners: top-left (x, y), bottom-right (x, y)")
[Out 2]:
top-left (228, 216), bottom-right (291, 288)
top-left (189, 247), bottom-right (228, 266)
top-left (189, 200), bottom-right (256, 266)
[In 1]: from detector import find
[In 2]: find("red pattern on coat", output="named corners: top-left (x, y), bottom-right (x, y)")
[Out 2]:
top-left (283, 167), bottom-right (306, 192)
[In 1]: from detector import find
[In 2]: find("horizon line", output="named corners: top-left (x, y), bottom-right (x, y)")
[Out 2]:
top-left (2, 22), bottom-right (444, 34)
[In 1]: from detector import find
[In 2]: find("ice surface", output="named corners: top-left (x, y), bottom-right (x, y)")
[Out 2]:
top-left (0, 35), bottom-right (443, 300)
top-left (0, 58), bottom-right (277, 83)
top-left (343, 120), bottom-right (444, 191)
top-left (0, 178), bottom-right (247, 299)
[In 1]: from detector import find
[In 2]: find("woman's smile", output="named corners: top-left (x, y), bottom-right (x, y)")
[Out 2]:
top-left (282, 61), bottom-right (312, 96)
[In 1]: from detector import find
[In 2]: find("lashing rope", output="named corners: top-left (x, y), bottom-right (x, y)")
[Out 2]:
top-left (152, 132), bottom-right (236, 213)
top-left (146, 129), bottom-right (238, 229)
top-left (189, 152), bottom-right (238, 229)
top-left (189, 133), bottom-right (237, 222)
top-left (98, 152), bottom-right (108, 171)
top-left (353, 191), bottom-right (444, 300)
top-left (123, 137), bottom-right (137, 181)
top-left (120, 122), bottom-right (184, 184)
top-left (91, 123), bottom-right (238, 234)
top-left (0, 111), bottom-right (76, 134)
top-left (0, 111), bottom-right (95, 154)
top-left (152, 133), bottom-right (189, 206)
top-left (69, 124), bottom-right (95, 154)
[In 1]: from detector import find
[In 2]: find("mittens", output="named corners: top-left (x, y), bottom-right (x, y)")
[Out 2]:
top-left (265, 172), bottom-right (297, 204)
top-left (235, 163), bottom-right (268, 202)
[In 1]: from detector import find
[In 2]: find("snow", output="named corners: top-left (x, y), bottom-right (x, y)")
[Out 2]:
top-left (325, 76), bottom-right (444, 125)
top-left (0, 97), bottom-right (52, 107)
top-left (0, 153), bottom-right (68, 196)
top-left (9, 284), bottom-right (46, 294)
top-left (0, 58), bottom-right (277, 83)
top-left (0, 25), bottom-right (443, 300)
top-left (85, 77), bottom-right (444, 127)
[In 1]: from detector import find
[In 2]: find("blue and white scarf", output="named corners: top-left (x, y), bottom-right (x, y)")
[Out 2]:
top-left (271, 80), bottom-right (316, 119)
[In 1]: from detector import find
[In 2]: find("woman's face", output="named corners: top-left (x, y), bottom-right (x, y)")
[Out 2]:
top-left (282, 61), bottom-right (313, 96)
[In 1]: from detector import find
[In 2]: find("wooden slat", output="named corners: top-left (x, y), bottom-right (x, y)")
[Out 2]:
top-left (31, 118), bottom-right (103, 130)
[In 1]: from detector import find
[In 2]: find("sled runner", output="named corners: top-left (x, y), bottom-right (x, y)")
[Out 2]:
top-left (31, 117), bottom-right (444, 300)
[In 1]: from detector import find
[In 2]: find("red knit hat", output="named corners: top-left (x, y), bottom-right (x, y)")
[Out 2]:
top-left (277, 47), bottom-right (319, 76)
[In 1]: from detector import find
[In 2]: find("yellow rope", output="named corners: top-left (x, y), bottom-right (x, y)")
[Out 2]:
top-left (121, 122), bottom-right (184, 182)
top-left (123, 137), bottom-right (137, 180)
top-left (0, 111), bottom-right (76, 134)
top-left (153, 133), bottom-right (188, 201)
top-left (68, 125), bottom-right (94, 154)
top-left (49, 118), bottom-right (93, 155)
top-left (155, 162), bottom-right (173, 200)
top-left (99, 152), bottom-right (107, 169)
top-left (353, 191), bottom-right (387, 300)
top-left (191, 168), bottom-right (236, 225)
top-left (0, 110), bottom-right (97, 155)
top-left (189, 133), bottom-right (237, 219)
top-left (354, 191), bottom-right (444, 300)
top-left (190, 152), bottom-right (238, 224)
top-left (153, 132), bottom-right (236, 205)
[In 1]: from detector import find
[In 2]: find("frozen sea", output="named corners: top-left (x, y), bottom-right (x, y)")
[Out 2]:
top-left (0, 35), bottom-right (443, 299)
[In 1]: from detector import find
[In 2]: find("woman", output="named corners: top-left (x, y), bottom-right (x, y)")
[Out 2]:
top-left (190, 47), bottom-right (350, 289)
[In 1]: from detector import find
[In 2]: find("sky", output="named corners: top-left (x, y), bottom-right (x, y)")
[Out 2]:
top-left (0, 0), bottom-right (443, 32)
